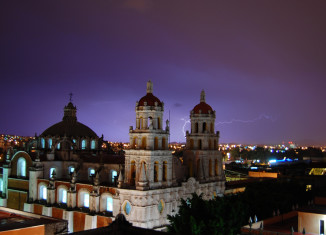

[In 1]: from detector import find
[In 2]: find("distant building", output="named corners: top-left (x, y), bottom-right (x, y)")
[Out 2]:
top-left (0, 81), bottom-right (225, 232)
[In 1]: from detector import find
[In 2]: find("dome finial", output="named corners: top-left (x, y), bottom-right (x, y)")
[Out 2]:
top-left (69, 92), bottom-right (73, 103)
top-left (200, 90), bottom-right (206, 103)
top-left (147, 80), bottom-right (153, 94)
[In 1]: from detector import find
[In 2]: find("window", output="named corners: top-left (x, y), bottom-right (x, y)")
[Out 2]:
top-left (154, 162), bottom-right (159, 182)
top-left (321, 220), bottom-right (325, 235)
top-left (50, 167), bottom-right (56, 178)
top-left (17, 157), bottom-right (26, 177)
top-left (91, 140), bottom-right (96, 150)
top-left (111, 170), bottom-right (117, 183)
top-left (162, 161), bottom-right (167, 182)
top-left (79, 189), bottom-right (90, 208)
top-left (57, 143), bottom-right (60, 150)
top-left (69, 166), bottom-right (75, 174)
top-left (39, 184), bottom-right (47, 200)
top-left (58, 187), bottom-right (67, 204)
top-left (107, 197), bottom-right (113, 212)
top-left (84, 193), bottom-right (89, 207)
top-left (48, 138), bottom-right (52, 149)
top-left (81, 140), bottom-right (86, 149)
top-left (89, 168), bottom-right (95, 177)
top-left (41, 138), bottom-right (45, 148)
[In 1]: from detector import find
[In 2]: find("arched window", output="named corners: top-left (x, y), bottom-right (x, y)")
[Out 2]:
top-left (81, 140), bottom-right (86, 150)
top-left (203, 122), bottom-right (207, 133)
top-left (195, 123), bottom-right (198, 133)
top-left (214, 140), bottom-right (217, 150)
top-left (106, 197), bottom-right (113, 212)
top-left (111, 170), bottom-right (117, 183)
top-left (198, 139), bottom-right (202, 150)
top-left (48, 138), bottom-right (52, 149)
top-left (154, 137), bottom-right (158, 150)
top-left (157, 117), bottom-right (161, 129)
top-left (130, 161), bottom-right (136, 186)
top-left (209, 159), bottom-right (213, 177)
top-left (57, 142), bottom-right (61, 150)
top-left (58, 186), bottom-right (67, 204)
top-left (162, 161), bottom-right (167, 182)
top-left (209, 140), bottom-right (212, 150)
top-left (17, 157), bottom-right (26, 177)
top-left (154, 162), bottom-right (159, 182)
top-left (91, 140), bottom-right (96, 150)
top-left (162, 138), bottom-right (166, 150)
top-left (78, 189), bottom-right (90, 208)
top-left (41, 138), bottom-right (45, 148)
top-left (215, 159), bottom-right (218, 176)
top-left (141, 137), bottom-right (147, 149)
top-left (210, 123), bottom-right (214, 133)
top-left (39, 184), bottom-right (47, 200)
top-left (132, 137), bottom-right (137, 149)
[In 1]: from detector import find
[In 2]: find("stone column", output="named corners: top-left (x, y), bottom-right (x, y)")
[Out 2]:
top-left (29, 167), bottom-right (43, 202)
top-left (67, 190), bottom-right (76, 209)
top-left (89, 192), bottom-right (100, 213)
top-left (2, 165), bottom-right (11, 199)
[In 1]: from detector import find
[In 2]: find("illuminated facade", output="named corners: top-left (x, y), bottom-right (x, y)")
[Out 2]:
top-left (0, 81), bottom-right (225, 231)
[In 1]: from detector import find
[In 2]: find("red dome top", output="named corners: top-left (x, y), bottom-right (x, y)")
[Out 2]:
top-left (193, 102), bottom-right (213, 114)
top-left (138, 93), bottom-right (162, 107)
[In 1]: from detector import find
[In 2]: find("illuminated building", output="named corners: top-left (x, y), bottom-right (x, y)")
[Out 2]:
top-left (0, 81), bottom-right (225, 232)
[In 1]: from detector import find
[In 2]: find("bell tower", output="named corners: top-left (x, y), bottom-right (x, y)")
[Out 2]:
top-left (124, 81), bottom-right (173, 190)
top-left (185, 90), bottom-right (224, 182)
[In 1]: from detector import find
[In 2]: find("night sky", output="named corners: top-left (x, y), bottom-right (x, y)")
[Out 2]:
top-left (1, 1), bottom-right (326, 146)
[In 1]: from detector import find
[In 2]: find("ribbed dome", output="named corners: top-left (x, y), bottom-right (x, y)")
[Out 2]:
top-left (41, 121), bottom-right (98, 138)
top-left (41, 101), bottom-right (98, 138)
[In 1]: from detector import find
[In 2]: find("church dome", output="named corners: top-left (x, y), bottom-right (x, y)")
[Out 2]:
top-left (41, 101), bottom-right (98, 138)
top-left (192, 90), bottom-right (213, 114)
top-left (137, 81), bottom-right (162, 107)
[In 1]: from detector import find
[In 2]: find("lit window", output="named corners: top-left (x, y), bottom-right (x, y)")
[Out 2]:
top-left (69, 166), bottom-right (75, 174)
top-left (0, 179), bottom-right (3, 192)
top-left (50, 167), bottom-right (56, 178)
top-left (91, 140), bottom-right (96, 150)
top-left (57, 143), bottom-right (60, 150)
top-left (82, 140), bottom-right (86, 150)
top-left (58, 187), bottom-right (67, 203)
top-left (40, 185), bottom-right (47, 200)
top-left (112, 170), bottom-right (117, 182)
top-left (84, 193), bottom-right (89, 207)
top-left (107, 197), bottom-right (113, 212)
top-left (89, 168), bottom-right (95, 176)
top-left (41, 138), bottom-right (45, 148)
top-left (17, 157), bottom-right (26, 177)
top-left (48, 138), bottom-right (52, 149)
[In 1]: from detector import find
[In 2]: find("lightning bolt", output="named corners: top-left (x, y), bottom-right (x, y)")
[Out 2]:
top-left (180, 114), bottom-right (277, 139)
top-left (181, 118), bottom-right (191, 137)
top-left (216, 114), bottom-right (278, 125)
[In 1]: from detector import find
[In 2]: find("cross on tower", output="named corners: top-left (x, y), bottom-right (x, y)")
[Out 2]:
top-left (69, 93), bottom-right (73, 102)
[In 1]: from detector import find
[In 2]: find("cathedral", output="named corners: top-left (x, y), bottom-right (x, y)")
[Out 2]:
top-left (0, 81), bottom-right (225, 232)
